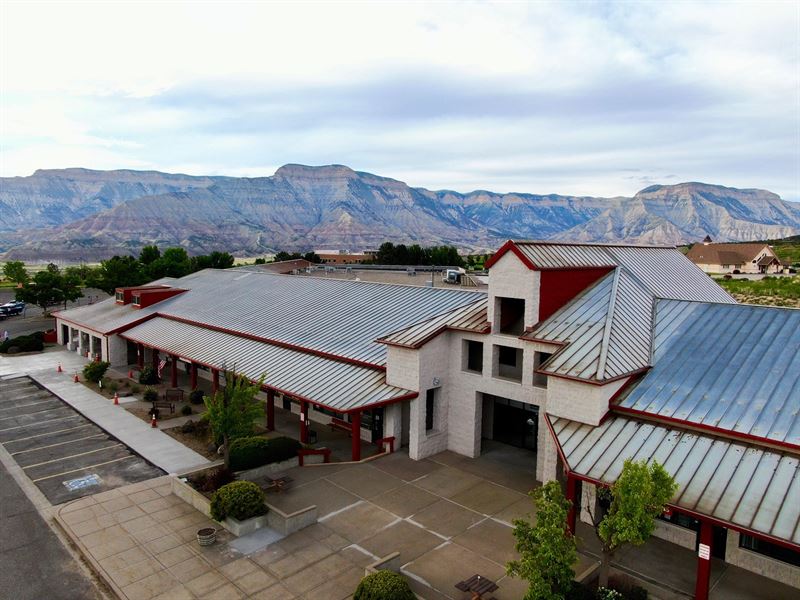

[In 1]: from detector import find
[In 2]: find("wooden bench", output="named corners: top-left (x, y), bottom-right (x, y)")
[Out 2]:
top-left (329, 417), bottom-right (351, 435)
top-left (151, 399), bottom-right (175, 415)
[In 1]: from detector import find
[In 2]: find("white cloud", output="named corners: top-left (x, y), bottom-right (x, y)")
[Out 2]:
top-left (1, 0), bottom-right (798, 200)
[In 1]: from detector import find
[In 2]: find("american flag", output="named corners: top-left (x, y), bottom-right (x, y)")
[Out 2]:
top-left (158, 359), bottom-right (167, 378)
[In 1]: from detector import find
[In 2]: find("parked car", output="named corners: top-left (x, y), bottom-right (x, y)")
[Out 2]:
top-left (0, 301), bottom-right (25, 316)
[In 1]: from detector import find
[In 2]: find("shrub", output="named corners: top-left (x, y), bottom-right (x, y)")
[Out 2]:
top-left (597, 588), bottom-right (624, 600)
top-left (189, 389), bottom-right (205, 405)
top-left (0, 334), bottom-right (44, 353)
top-left (180, 404), bottom-right (192, 416)
top-left (131, 384), bottom-right (140, 394)
top-left (143, 387), bottom-right (158, 403)
top-left (566, 581), bottom-right (596, 600)
top-left (83, 361), bottom-right (110, 383)
top-left (209, 481), bottom-right (266, 521)
top-left (228, 436), bottom-right (302, 471)
top-left (608, 576), bottom-right (648, 600)
top-left (181, 419), bottom-right (197, 434)
top-left (108, 381), bottom-right (119, 393)
top-left (353, 571), bottom-right (415, 600)
top-left (190, 466), bottom-right (235, 493)
top-left (139, 366), bottom-right (159, 385)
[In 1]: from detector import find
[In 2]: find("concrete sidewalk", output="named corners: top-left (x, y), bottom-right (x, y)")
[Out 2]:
top-left (1, 348), bottom-right (209, 474)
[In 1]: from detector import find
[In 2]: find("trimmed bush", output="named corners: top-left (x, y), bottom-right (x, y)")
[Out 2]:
top-left (180, 404), bottom-right (192, 416)
top-left (143, 387), bottom-right (158, 403)
top-left (209, 481), bottom-right (266, 521)
top-left (0, 334), bottom-right (44, 353)
top-left (228, 436), bottom-right (302, 471)
top-left (190, 466), bottom-right (235, 493)
top-left (353, 571), bottom-right (415, 600)
top-left (566, 582), bottom-right (596, 600)
top-left (83, 361), bottom-right (110, 383)
top-left (138, 366), bottom-right (159, 385)
top-left (189, 389), bottom-right (205, 405)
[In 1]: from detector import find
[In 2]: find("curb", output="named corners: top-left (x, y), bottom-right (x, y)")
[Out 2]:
top-left (53, 504), bottom-right (127, 600)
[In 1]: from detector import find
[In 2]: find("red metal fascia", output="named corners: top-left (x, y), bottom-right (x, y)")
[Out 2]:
top-left (484, 240), bottom-right (538, 271)
top-left (612, 405), bottom-right (800, 454)
top-left (154, 314), bottom-right (386, 372)
top-left (532, 364), bottom-right (650, 388)
top-left (598, 376), bottom-right (640, 425)
top-left (543, 414), bottom-right (571, 468)
top-left (342, 391), bottom-right (419, 414)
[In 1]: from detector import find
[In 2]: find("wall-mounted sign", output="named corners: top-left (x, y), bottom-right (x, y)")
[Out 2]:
top-left (698, 543), bottom-right (710, 560)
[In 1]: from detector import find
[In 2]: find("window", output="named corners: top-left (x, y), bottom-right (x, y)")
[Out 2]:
top-left (425, 388), bottom-right (437, 431)
top-left (494, 345), bottom-right (523, 382)
top-left (533, 351), bottom-right (552, 387)
top-left (740, 534), bottom-right (800, 567)
top-left (115, 291), bottom-right (124, 302)
top-left (463, 340), bottom-right (484, 373)
top-left (132, 294), bottom-right (141, 305)
top-left (497, 297), bottom-right (525, 335)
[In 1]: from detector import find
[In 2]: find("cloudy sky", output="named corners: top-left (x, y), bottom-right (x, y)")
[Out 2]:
top-left (1, 1), bottom-right (798, 200)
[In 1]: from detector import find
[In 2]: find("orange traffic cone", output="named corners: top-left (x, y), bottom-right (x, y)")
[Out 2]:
top-left (150, 413), bottom-right (158, 428)
top-left (128, 370), bottom-right (134, 379)
top-left (73, 373), bottom-right (79, 383)
top-left (57, 363), bottom-right (63, 373)
top-left (95, 354), bottom-right (101, 363)
top-left (113, 392), bottom-right (119, 405)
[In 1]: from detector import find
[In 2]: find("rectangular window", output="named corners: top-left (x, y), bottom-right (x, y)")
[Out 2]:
top-left (497, 297), bottom-right (525, 335)
top-left (115, 291), bottom-right (124, 302)
top-left (463, 340), bottom-right (484, 373)
top-left (533, 352), bottom-right (552, 387)
top-left (425, 388), bottom-right (436, 431)
top-left (740, 534), bottom-right (800, 567)
top-left (494, 345), bottom-right (523, 382)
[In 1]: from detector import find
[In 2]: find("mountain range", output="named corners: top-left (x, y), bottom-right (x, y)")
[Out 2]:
top-left (1, 164), bottom-right (799, 261)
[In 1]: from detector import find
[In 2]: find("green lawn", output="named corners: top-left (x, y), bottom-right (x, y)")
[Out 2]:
top-left (715, 276), bottom-right (800, 307)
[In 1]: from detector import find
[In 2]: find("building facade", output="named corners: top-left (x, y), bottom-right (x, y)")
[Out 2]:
top-left (686, 242), bottom-right (783, 274)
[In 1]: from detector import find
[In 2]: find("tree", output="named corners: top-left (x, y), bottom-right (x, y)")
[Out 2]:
top-left (302, 251), bottom-right (321, 264)
top-left (91, 255), bottom-right (146, 294)
top-left (204, 370), bottom-right (265, 469)
top-left (139, 245), bottom-right (161, 265)
top-left (192, 251), bottom-right (235, 271)
top-left (594, 459), bottom-right (678, 587)
top-left (375, 242), bottom-right (396, 264)
top-left (507, 481), bottom-right (577, 600)
top-left (254, 258), bottom-right (266, 265)
top-left (2, 260), bottom-right (29, 285)
top-left (146, 247), bottom-right (192, 279)
top-left (15, 266), bottom-right (83, 315)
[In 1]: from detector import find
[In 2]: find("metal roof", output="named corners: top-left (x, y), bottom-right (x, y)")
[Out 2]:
top-left (617, 299), bottom-right (800, 448)
top-left (121, 317), bottom-right (414, 412)
top-left (56, 270), bottom-right (484, 366)
top-left (550, 414), bottom-right (800, 546)
top-left (378, 298), bottom-right (489, 348)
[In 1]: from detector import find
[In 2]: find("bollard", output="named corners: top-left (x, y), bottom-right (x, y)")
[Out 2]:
top-left (57, 363), bottom-right (63, 373)
top-left (113, 392), bottom-right (119, 405)
top-left (150, 413), bottom-right (157, 428)
top-left (73, 373), bottom-right (79, 383)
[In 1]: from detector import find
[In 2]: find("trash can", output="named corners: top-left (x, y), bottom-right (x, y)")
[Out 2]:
top-left (308, 430), bottom-right (318, 444)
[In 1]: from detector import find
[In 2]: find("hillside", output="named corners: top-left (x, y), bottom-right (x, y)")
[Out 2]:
top-left (1, 165), bottom-right (799, 261)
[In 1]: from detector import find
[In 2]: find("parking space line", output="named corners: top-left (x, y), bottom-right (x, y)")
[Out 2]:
top-left (31, 456), bottom-right (136, 482)
top-left (1, 423), bottom-right (94, 444)
top-left (22, 443), bottom-right (124, 470)
top-left (0, 415), bottom-right (80, 433)
top-left (10, 433), bottom-right (107, 456)
top-left (0, 399), bottom-right (59, 412)
top-left (0, 407), bottom-right (71, 421)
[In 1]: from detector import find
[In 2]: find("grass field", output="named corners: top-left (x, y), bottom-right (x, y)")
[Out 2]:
top-left (715, 276), bottom-right (800, 308)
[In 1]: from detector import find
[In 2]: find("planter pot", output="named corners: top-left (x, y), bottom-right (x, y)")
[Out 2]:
top-left (196, 527), bottom-right (217, 546)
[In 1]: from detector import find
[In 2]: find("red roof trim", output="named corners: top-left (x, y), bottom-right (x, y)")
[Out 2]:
top-left (484, 240), bottom-right (537, 270)
top-left (612, 405), bottom-right (800, 453)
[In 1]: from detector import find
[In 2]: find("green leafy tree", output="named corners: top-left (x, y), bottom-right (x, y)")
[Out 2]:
top-left (594, 459), bottom-right (678, 587)
top-left (15, 266), bottom-right (83, 314)
top-left (92, 255), bottom-right (147, 294)
top-left (375, 242), bottom-right (396, 264)
top-left (192, 251), bottom-right (235, 271)
top-left (2, 260), bottom-right (29, 284)
top-left (147, 247), bottom-right (192, 279)
top-left (138, 245), bottom-right (161, 265)
top-left (254, 258), bottom-right (266, 265)
top-left (302, 251), bottom-right (321, 264)
top-left (507, 481), bottom-right (577, 600)
top-left (204, 370), bottom-right (265, 469)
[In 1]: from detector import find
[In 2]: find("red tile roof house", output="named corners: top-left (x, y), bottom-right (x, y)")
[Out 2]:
top-left (54, 240), bottom-right (800, 596)
top-left (686, 241), bottom-right (782, 274)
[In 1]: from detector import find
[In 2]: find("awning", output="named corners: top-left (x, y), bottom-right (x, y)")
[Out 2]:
top-left (121, 317), bottom-right (416, 413)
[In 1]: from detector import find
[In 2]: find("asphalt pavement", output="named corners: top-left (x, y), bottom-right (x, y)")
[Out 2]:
top-left (0, 448), bottom-right (104, 600)
top-left (0, 288), bottom-right (109, 338)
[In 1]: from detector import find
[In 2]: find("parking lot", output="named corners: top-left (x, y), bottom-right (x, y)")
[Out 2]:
top-left (0, 376), bottom-right (163, 505)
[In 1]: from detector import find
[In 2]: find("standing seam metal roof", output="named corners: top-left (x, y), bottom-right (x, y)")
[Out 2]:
top-left (121, 317), bottom-right (414, 412)
top-left (550, 414), bottom-right (800, 546)
top-left (377, 298), bottom-right (489, 348)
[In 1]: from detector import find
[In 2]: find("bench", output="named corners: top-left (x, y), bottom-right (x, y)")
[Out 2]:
top-left (329, 417), bottom-right (351, 435)
top-left (151, 399), bottom-right (175, 415)
top-left (165, 388), bottom-right (184, 403)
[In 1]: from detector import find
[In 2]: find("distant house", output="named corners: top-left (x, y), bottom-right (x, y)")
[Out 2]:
top-left (686, 241), bottom-right (782, 274)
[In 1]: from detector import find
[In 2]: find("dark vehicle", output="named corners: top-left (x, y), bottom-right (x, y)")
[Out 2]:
top-left (0, 301), bottom-right (25, 316)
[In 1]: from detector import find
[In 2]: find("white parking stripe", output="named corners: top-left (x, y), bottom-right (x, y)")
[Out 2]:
top-left (0, 399), bottom-right (56, 411)
top-left (0, 407), bottom-right (70, 421)
top-left (1, 423), bottom-right (94, 444)
top-left (0, 415), bottom-right (81, 433)
top-left (10, 433), bottom-right (107, 456)
top-left (22, 443), bottom-right (123, 470)
top-left (32, 456), bottom-right (136, 482)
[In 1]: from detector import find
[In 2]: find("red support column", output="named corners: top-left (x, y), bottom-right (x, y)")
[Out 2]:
top-left (170, 355), bottom-right (178, 388)
top-left (152, 349), bottom-right (159, 370)
top-left (351, 411), bottom-right (361, 461)
top-left (137, 344), bottom-right (144, 369)
top-left (212, 369), bottom-right (219, 394)
top-left (566, 474), bottom-right (577, 535)
top-left (300, 401), bottom-right (309, 443)
top-left (694, 519), bottom-right (713, 600)
top-left (190, 363), bottom-right (198, 390)
top-left (266, 389), bottom-right (275, 432)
